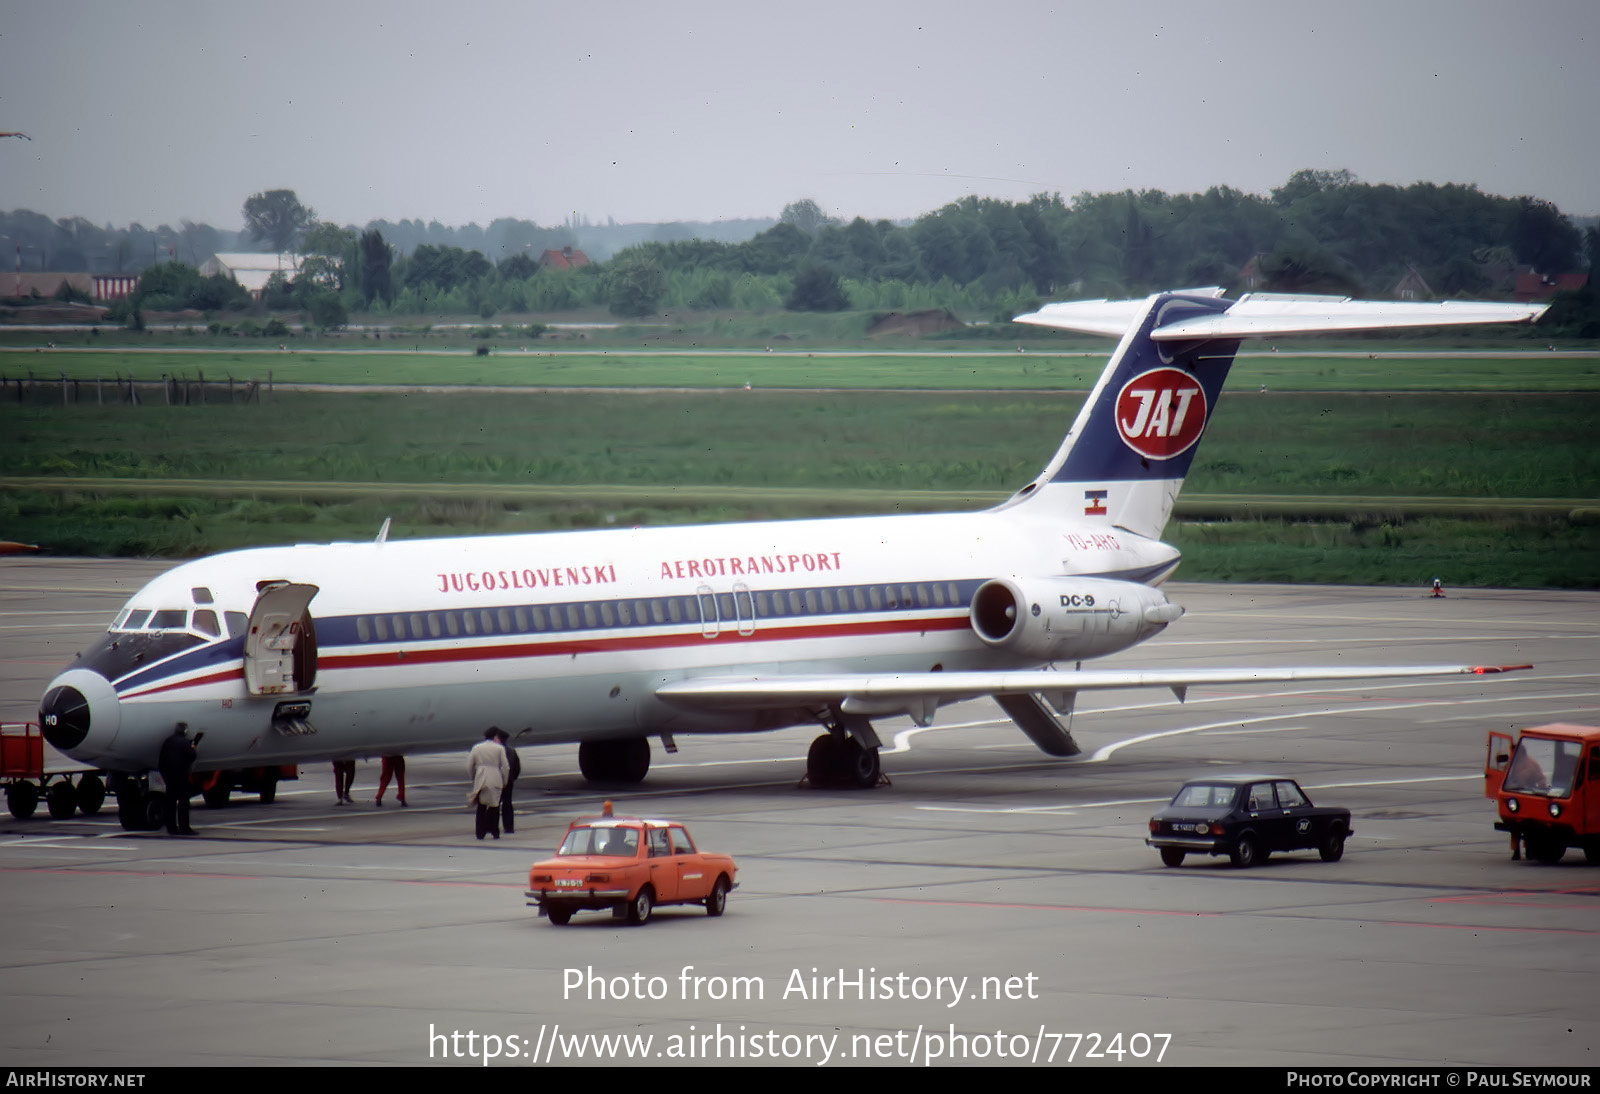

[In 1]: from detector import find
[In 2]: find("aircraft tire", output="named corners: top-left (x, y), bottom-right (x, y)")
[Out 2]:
top-left (806, 734), bottom-right (842, 787)
top-left (116, 785), bottom-right (144, 831)
top-left (203, 779), bottom-right (232, 809)
top-left (46, 779), bottom-right (78, 820)
top-left (579, 739), bottom-right (651, 785)
top-left (76, 773), bottom-right (106, 816)
top-left (839, 738), bottom-right (881, 789)
top-left (143, 791), bottom-right (168, 832)
top-left (616, 738), bottom-right (650, 784)
top-left (258, 776), bottom-right (277, 804)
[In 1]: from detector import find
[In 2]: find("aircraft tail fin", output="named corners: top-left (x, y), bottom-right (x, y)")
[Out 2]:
top-left (1002, 291), bottom-right (1549, 542)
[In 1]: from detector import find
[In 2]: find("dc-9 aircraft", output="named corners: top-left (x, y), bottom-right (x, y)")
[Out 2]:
top-left (39, 290), bottom-right (1543, 829)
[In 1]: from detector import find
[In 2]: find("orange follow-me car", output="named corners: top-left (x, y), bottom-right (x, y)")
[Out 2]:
top-left (526, 808), bottom-right (738, 926)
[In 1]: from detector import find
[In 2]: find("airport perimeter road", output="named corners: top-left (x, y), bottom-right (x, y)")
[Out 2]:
top-left (1, 560), bottom-right (1597, 1067)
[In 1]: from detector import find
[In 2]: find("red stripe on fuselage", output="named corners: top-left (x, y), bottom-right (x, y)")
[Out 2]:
top-left (118, 614), bottom-right (970, 699)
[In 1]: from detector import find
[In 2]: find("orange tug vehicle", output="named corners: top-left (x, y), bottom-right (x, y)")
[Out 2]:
top-left (1485, 724), bottom-right (1600, 865)
top-left (526, 805), bottom-right (738, 926)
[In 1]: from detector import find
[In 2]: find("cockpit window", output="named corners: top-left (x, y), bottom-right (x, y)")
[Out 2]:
top-left (121, 609), bottom-right (151, 631)
top-left (149, 609), bottom-right (189, 630)
top-left (193, 610), bottom-right (221, 637)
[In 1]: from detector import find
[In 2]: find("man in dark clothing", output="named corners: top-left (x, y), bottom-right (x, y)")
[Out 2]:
top-left (158, 723), bottom-right (198, 836)
top-left (498, 730), bottom-right (521, 834)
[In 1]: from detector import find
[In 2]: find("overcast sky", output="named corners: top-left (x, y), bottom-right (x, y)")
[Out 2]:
top-left (3, 1), bottom-right (1597, 232)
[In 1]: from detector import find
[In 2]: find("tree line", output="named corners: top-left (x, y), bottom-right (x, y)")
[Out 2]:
top-left (7, 170), bottom-right (1596, 334)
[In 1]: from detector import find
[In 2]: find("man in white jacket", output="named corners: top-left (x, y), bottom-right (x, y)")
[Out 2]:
top-left (467, 728), bottom-right (509, 840)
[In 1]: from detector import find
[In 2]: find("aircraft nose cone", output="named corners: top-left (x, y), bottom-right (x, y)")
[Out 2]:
top-left (40, 684), bottom-right (93, 750)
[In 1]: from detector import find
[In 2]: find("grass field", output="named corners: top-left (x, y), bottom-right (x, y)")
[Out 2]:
top-left (3, 378), bottom-right (1598, 586)
top-left (4, 346), bottom-right (1599, 391)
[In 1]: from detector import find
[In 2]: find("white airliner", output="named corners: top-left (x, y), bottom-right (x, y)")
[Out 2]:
top-left (38, 289), bottom-right (1544, 829)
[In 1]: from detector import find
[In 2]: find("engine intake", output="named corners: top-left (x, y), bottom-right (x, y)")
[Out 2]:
top-left (970, 576), bottom-right (1181, 662)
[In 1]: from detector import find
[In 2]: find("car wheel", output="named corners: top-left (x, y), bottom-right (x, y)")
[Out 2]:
top-left (706, 876), bottom-right (729, 917)
top-left (546, 905), bottom-right (573, 926)
top-left (1319, 829), bottom-right (1346, 862)
top-left (6, 782), bottom-right (39, 820)
top-left (1230, 834), bottom-right (1259, 869)
top-left (1527, 834), bottom-right (1566, 864)
top-left (1159, 848), bottom-right (1185, 868)
top-left (626, 886), bottom-right (654, 926)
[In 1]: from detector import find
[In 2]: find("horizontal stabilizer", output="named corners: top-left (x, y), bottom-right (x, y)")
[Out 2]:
top-left (656, 664), bottom-right (1529, 709)
top-left (1015, 292), bottom-right (1549, 339)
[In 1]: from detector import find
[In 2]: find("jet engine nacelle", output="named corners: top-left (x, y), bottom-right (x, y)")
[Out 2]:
top-left (969, 576), bottom-right (1183, 662)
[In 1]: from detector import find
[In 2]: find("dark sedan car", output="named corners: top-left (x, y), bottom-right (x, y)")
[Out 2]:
top-left (1146, 775), bottom-right (1352, 868)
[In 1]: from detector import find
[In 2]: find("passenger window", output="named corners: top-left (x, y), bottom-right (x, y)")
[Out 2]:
top-left (667, 599), bottom-right (682, 624)
top-left (582, 604), bottom-right (598, 629)
top-left (649, 829), bottom-right (671, 857)
top-left (916, 585), bottom-right (930, 608)
top-left (717, 593), bottom-right (734, 619)
top-left (393, 614), bottom-right (408, 639)
top-left (616, 601), bottom-right (631, 625)
top-left (531, 607), bottom-right (547, 631)
top-left (498, 609), bottom-right (513, 632)
top-left (462, 612), bottom-right (476, 635)
top-left (947, 582), bottom-right (961, 605)
top-left (670, 828), bottom-right (695, 854)
top-left (480, 610), bottom-right (494, 634)
top-left (851, 588), bottom-right (866, 611)
top-left (446, 613), bottom-right (460, 636)
top-left (755, 592), bottom-right (770, 617)
top-left (566, 605), bottom-right (583, 629)
top-left (193, 610), bottom-right (220, 638)
top-left (803, 590), bottom-right (819, 614)
top-left (515, 607), bottom-right (529, 631)
top-left (1247, 784), bottom-right (1277, 811)
top-left (374, 615), bottom-right (389, 641)
top-left (868, 587), bottom-right (883, 611)
top-left (412, 614), bottom-right (426, 637)
top-left (818, 588), bottom-right (833, 612)
top-left (428, 613), bottom-right (442, 637)
top-left (931, 584), bottom-right (946, 607)
top-left (883, 586), bottom-right (899, 609)
top-left (357, 617), bottom-right (372, 642)
top-left (1275, 782), bottom-right (1308, 808)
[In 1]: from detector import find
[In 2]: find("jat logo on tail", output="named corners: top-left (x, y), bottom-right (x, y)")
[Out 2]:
top-left (1115, 367), bottom-right (1207, 459)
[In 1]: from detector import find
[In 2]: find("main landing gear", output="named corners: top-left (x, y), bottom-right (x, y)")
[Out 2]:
top-left (805, 715), bottom-right (885, 790)
top-left (578, 738), bottom-right (651, 784)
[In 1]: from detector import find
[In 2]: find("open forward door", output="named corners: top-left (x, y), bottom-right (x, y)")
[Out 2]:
top-left (244, 582), bottom-right (319, 696)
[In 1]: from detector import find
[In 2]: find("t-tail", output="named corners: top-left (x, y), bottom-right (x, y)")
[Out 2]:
top-left (1004, 289), bottom-right (1550, 540)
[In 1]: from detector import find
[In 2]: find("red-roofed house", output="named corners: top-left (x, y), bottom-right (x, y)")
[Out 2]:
top-left (538, 246), bottom-right (591, 271)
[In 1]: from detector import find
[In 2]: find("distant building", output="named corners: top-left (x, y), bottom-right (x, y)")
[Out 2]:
top-left (1238, 253), bottom-right (1268, 291)
top-left (201, 252), bottom-right (302, 300)
top-left (538, 246), bottom-right (591, 271)
top-left (95, 275), bottom-right (138, 301)
top-left (1513, 268), bottom-right (1587, 303)
top-left (1391, 265), bottom-right (1433, 301)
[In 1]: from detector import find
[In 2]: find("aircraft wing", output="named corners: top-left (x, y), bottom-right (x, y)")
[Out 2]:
top-left (1014, 292), bottom-right (1549, 339)
top-left (655, 663), bottom-right (1530, 710)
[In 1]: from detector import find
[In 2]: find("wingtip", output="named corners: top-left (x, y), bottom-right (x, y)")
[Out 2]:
top-left (1469, 664), bottom-right (1534, 674)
